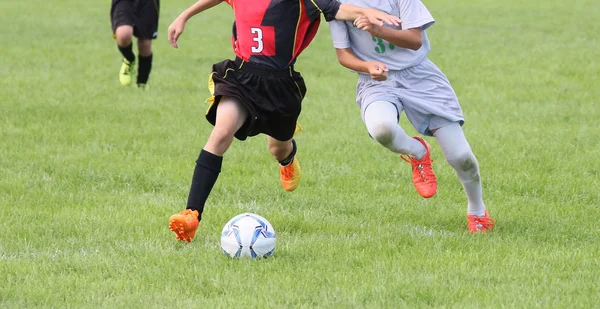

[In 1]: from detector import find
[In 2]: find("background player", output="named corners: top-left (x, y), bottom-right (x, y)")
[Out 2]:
top-left (166, 0), bottom-right (401, 242)
top-left (329, 0), bottom-right (495, 232)
top-left (110, 0), bottom-right (159, 89)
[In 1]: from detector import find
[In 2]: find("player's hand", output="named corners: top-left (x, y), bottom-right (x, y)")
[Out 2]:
top-left (358, 8), bottom-right (401, 27)
top-left (168, 17), bottom-right (187, 48)
top-left (367, 61), bottom-right (389, 81)
top-left (354, 16), bottom-right (383, 37)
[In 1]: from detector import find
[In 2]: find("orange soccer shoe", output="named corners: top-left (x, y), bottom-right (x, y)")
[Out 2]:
top-left (467, 210), bottom-right (496, 233)
top-left (279, 157), bottom-right (301, 192)
top-left (401, 136), bottom-right (437, 198)
top-left (169, 209), bottom-right (200, 242)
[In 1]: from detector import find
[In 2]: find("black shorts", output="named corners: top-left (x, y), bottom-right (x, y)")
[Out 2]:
top-left (206, 58), bottom-right (307, 141)
top-left (110, 0), bottom-right (160, 40)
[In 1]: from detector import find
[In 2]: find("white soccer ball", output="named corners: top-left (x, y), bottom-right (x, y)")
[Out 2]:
top-left (220, 213), bottom-right (276, 259)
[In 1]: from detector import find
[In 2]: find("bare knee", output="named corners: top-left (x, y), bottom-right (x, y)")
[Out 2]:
top-left (137, 40), bottom-right (152, 56)
top-left (205, 126), bottom-right (236, 155)
top-left (115, 26), bottom-right (133, 46)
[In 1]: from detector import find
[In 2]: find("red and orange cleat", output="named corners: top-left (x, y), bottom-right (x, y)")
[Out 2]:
top-left (279, 157), bottom-right (301, 192)
top-left (467, 210), bottom-right (495, 233)
top-left (169, 209), bottom-right (199, 242)
top-left (401, 136), bottom-right (437, 198)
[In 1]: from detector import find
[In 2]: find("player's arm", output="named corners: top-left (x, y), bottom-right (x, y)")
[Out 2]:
top-left (373, 27), bottom-right (423, 50)
top-left (354, 16), bottom-right (422, 50)
top-left (336, 4), bottom-right (402, 27)
top-left (308, 0), bottom-right (401, 26)
top-left (335, 48), bottom-right (388, 81)
top-left (168, 0), bottom-right (222, 48)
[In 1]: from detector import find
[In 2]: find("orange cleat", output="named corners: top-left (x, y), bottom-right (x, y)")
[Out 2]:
top-left (169, 209), bottom-right (200, 242)
top-left (279, 157), bottom-right (301, 192)
top-left (401, 136), bottom-right (437, 198)
top-left (467, 210), bottom-right (495, 233)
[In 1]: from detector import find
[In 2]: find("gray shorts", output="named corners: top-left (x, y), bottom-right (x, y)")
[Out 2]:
top-left (356, 58), bottom-right (464, 136)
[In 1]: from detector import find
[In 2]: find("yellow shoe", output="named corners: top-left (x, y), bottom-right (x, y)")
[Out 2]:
top-left (169, 209), bottom-right (199, 242)
top-left (119, 59), bottom-right (135, 86)
top-left (279, 157), bottom-right (301, 192)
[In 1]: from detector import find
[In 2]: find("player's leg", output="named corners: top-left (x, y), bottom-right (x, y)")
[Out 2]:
top-left (134, 0), bottom-right (159, 89)
top-left (363, 100), bottom-right (426, 158)
top-left (136, 39), bottom-right (152, 89)
top-left (358, 75), bottom-right (437, 198)
top-left (268, 137), bottom-right (301, 192)
top-left (169, 96), bottom-right (248, 242)
top-left (115, 26), bottom-right (134, 52)
top-left (409, 57), bottom-right (494, 231)
top-left (267, 68), bottom-right (305, 192)
top-left (432, 123), bottom-right (495, 232)
top-left (110, 0), bottom-right (136, 85)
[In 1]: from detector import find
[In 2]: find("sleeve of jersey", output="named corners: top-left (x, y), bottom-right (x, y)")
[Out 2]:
top-left (309, 0), bottom-right (341, 22)
top-left (398, 0), bottom-right (435, 31)
top-left (329, 21), bottom-right (350, 49)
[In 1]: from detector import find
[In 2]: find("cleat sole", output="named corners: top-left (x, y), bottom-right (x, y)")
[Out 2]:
top-left (169, 218), bottom-right (191, 242)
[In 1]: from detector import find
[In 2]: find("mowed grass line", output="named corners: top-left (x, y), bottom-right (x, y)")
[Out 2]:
top-left (1, 0), bottom-right (599, 308)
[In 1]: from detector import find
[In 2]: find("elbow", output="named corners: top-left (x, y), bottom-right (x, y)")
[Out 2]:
top-left (335, 51), bottom-right (348, 66)
top-left (409, 39), bottom-right (422, 51)
top-left (405, 29), bottom-right (423, 50)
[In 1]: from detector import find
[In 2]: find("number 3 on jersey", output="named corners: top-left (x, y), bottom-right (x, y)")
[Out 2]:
top-left (251, 27), bottom-right (263, 53)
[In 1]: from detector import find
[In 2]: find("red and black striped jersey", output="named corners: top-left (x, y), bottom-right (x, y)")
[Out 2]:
top-left (223, 0), bottom-right (341, 68)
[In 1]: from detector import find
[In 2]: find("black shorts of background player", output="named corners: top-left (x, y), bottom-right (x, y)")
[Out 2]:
top-left (110, 0), bottom-right (159, 89)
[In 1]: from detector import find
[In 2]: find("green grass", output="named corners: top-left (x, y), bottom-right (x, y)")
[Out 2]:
top-left (1, 0), bottom-right (599, 308)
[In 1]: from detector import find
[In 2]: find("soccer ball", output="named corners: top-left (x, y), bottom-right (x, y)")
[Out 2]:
top-left (220, 213), bottom-right (276, 259)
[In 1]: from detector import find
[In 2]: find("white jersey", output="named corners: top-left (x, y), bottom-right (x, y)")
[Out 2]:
top-left (329, 0), bottom-right (435, 71)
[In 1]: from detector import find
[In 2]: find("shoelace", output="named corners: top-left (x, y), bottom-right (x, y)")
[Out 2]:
top-left (401, 155), bottom-right (433, 182)
top-left (470, 216), bottom-right (495, 230)
top-left (281, 164), bottom-right (294, 179)
top-left (477, 217), bottom-right (495, 226)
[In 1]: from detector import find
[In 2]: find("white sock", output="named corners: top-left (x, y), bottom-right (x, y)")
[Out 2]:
top-left (433, 123), bottom-right (486, 216)
top-left (363, 101), bottom-right (426, 159)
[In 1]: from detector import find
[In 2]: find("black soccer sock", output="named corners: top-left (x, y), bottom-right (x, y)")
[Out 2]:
top-left (137, 53), bottom-right (153, 85)
top-left (186, 149), bottom-right (223, 220)
top-left (118, 43), bottom-right (136, 63)
top-left (278, 139), bottom-right (297, 166)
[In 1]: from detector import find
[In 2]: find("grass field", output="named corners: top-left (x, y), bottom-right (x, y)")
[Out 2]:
top-left (1, 0), bottom-right (599, 308)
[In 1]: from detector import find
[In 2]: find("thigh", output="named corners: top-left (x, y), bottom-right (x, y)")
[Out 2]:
top-left (133, 0), bottom-right (159, 39)
top-left (206, 60), bottom-right (256, 141)
top-left (262, 113), bottom-right (300, 142)
top-left (204, 96), bottom-right (248, 155)
top-left (213, 96), bottom-right (248, 133)
top-left (400, 59), bottom-right (464, 136)
top-left (362, 100), bottom-right (402, 139)
top-left (259, 72), bottom-right (304, 142)
top-left (363, 100), bottom-right (401, 127)
top-left (111, 0), bottom-right (134, 32)
top-left (261, 81), bottom-right (306, 141)
top-left (356, 77), bottom-right (402, 123)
